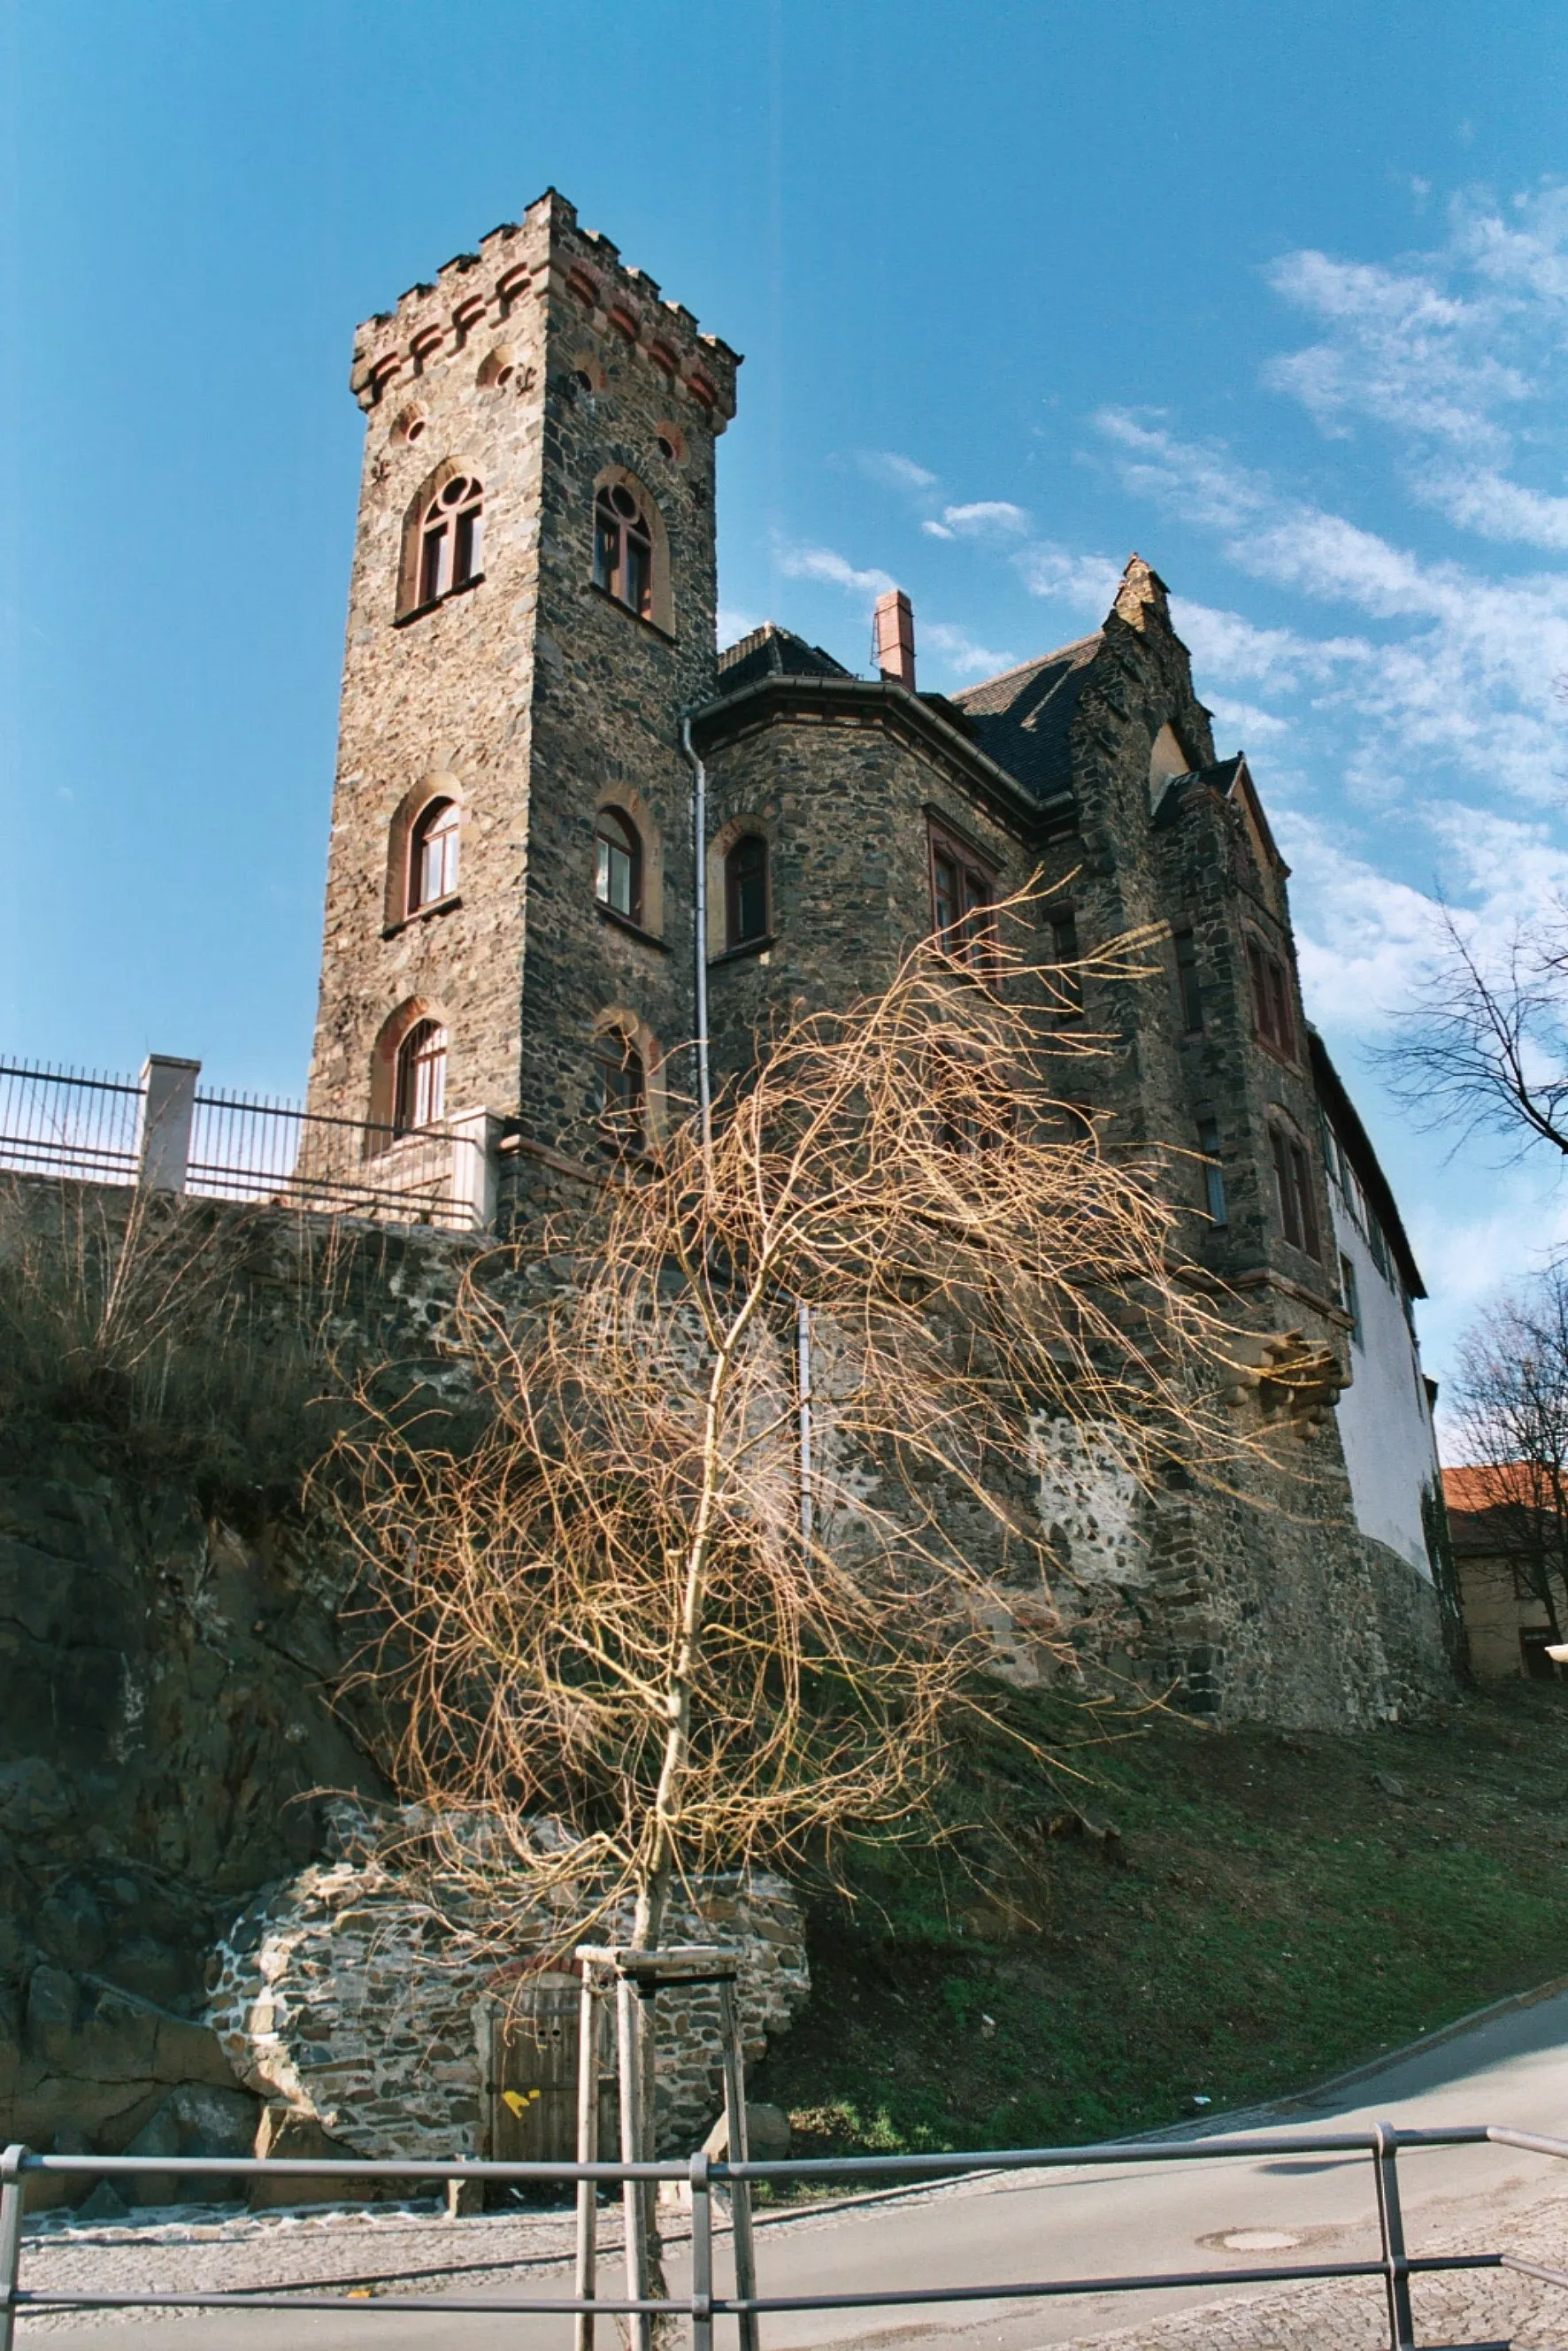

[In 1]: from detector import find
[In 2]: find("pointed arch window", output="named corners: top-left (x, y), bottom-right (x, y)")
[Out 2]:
top-left (595, 806), bottom-right (642, 924)
top-left (394, 1019), bottom-right (447, 1133)
top-left (593, 482), bottom-right (654, 618)
top-left (725, 834), bottom-right (769, 949)
top-left (409, 797), bottom-right (459, 912)
top-left (595, 1028), bottom-right (645, 1153)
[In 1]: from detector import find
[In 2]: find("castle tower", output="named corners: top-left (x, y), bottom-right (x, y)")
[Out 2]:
top-left (304, 190), bottom-right (739, 1208)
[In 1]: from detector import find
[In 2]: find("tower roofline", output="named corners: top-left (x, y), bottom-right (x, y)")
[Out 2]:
top-left (349, 188), bottom-right (742, 424)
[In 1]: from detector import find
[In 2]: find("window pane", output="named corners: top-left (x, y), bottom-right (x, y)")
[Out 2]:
top-left (606, 842), bottom-right (633, 916)
top-left (453, 504), bottom-right (482, 586)
top-left (1247, 941), bottom-right (1272, 1045)
top-left (1291, 1141), bottom-right (1318, 1256)
top-left (594, 508), bottom-right (618, 592)
top-left (420, 523), bottom-right (448, 604)
top-left (933, 851), bottom-right (958, 935)
top-left (1271, 961), bottom-right (1295, 1057)
top-left (729, 836), bottom-right (767, 943)
top-left (1197, 1117), bottom-right (1226, 1227)
top-left (624, 532), bottom-right (651, 616)
top-left (1049, 910), bottom-right (1082, 1009)
top-left (1271, 1130), bottom-right (1301, 1248)
top-left (1175, 929), bottom-right (1203, 1032)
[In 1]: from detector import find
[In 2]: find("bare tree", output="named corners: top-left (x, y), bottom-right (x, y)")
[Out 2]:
top-left (1381, 901), bottom-right (1568, 1163)
top-left (334, 905), bottom-right (1249, 2325)
top-left (1451, 1268), bottom-right (1568, 1640)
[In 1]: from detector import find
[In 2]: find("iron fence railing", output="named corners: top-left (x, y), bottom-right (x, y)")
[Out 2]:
top-left (0, 1061), bottom-right (143, 1187)
top-left (0, 1056), bottom-right (491, 1231)
top-left (4, 2118), bottom-right (1568, 2351)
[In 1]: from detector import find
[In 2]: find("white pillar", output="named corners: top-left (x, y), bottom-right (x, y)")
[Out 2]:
top-left (137, 1056), bottom-right (201, 1193)
top-left (446, 1108), bottom-right (501, 1231)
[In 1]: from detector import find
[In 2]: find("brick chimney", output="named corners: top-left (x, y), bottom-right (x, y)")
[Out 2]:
top-left (872, 588), bottom-right (916, 689)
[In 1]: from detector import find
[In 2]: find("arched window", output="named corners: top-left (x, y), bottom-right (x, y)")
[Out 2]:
top-left (726, 834), bottom-right (768, 949)
top-left (394, 1018), bottom-right (447, 1133)
top-left (595, 807), bottom-right (642, 924)
top-left (413, 475), bottom-right (484, 608)
top-left (594, 1028), bottom-right (644, 1152)
top-left (409, 797), bottom-right (459, 912)
top-left (593, 482), bottom-right (654, 618)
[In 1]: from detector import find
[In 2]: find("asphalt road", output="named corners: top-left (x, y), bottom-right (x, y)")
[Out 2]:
top-left (22, 1983), bottom-right (1568, 2351)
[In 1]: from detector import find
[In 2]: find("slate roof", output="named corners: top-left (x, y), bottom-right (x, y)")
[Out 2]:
top-left (947, 634), bottom-right (1102, 803)
top-left (716, 623), bottom-right (852, 693)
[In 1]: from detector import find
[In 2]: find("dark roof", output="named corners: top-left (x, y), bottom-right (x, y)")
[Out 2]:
top-left (947, 634), bottom-right (1103, 803)
top-left (716, 623), bottom-right (851, 693)
top-left (1307, 1028), bottom-right (1426, 1301)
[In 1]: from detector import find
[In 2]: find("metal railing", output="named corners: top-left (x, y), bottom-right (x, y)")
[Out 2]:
top-left (0, 1056), bottom-right (494, 1232)
top-left (5, 2118), bottom-right (1568, 2350)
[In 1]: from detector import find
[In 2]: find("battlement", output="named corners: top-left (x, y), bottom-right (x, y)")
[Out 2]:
top-left (349, 188), bottom-right (742, 426)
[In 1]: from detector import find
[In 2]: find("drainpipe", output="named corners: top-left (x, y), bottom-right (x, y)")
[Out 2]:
top-left (679, 717), bottom-right (711, 1156)
top-left (796, 1300), bottom-right (815, 1548)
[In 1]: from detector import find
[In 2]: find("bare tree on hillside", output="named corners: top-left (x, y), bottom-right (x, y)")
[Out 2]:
top-left (334, 902), bottom-right (1255, 2332)
top-left (1451, 1269), bottom-right (1568, 1640)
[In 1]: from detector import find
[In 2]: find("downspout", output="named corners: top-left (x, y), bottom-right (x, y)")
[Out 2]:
top-left (680, 714), bottom-right (813, 1547)
top-left (679, 717), bottom-right (711, 1157)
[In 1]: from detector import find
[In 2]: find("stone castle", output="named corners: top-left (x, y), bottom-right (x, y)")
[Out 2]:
top-left (305, 187), bottom-right (1451, 1728)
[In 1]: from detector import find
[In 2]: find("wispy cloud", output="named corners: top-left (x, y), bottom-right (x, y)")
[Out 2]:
top-left (920, 620), bottom-right (1018, 676)
top-left (775, 542), bottom-right (895, 597)
top-left (856, 449), bottom-right (941, 494)
top-left (1015, 542), bottom-right (1122, 614)
top-left (923, 500), bottom-right (1031, 542)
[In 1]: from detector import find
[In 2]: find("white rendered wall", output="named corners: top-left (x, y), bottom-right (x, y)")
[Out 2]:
top-left (1329, 1185), bottom-right (1441, 1578)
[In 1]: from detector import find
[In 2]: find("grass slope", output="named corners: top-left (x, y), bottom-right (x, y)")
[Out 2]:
top-left (753, 1679), bottom-right (1568, 2157)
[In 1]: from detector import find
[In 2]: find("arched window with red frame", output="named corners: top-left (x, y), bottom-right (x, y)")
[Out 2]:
top-left (593, 482), bottom-right (654, 617)
top-left (409, 797), bottom-right (459, 912)
top-left (394, 1018), bottom-right (447, 1133)
top-left (412, 475), bottom-right (484, 610)
top-left (595, 806), bottom-right (642, 924)
top-left (594, 1028), bottom-right (645, 1153)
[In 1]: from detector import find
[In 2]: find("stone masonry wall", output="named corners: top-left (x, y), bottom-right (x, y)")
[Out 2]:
top-left (207, 1805), bottom-right (809, 2161)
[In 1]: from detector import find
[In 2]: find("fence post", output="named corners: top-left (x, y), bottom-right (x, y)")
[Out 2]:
top-left (137, 1056), bottom-right (201, 1193)
top-left (718, 1976), bottom-right (761, 2351)
top-left (445, 1108), bottom-right (501, 1231)
top-left (0, 2145), bottom-right (27, 2351)
top-left (574, 1967), bottom-right (602, 2351)
top-left (689, 2151), bottom-right (713, 2351)
top-left (1372, 2120), bottom-right (1416, 2350)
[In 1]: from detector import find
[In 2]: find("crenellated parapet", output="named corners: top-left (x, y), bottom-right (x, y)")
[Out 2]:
top-left (349, 186), bottom-right (741, 427)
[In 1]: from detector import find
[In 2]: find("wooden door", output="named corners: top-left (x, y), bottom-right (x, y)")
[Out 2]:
top-left (490, 1972), bottom-right (581, 2163)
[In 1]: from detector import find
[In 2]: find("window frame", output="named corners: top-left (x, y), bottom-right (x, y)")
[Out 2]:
top-left (594, 1027), bottom-right (647, 1156)
top-left (926, 820), bottom-right (998, 974)
top-left (1270, 1124), bottom-right (1320, 1259)
top-left (724, 832), bottom-right (770, 950)
top-left (408, 796), bottom-right (460, 915)
top-left (1173, 926), bottom-right (1203, 1034)
top-left (393, 1018), bottom-right (448, 1135)
top-left (1246, 932), bottom-right (1298, 1063)
top-left (398, 472), bottom-right (485, 621)
top-left (1043, 903), bottom-right (1083, 1015)
top-left (595, 806), bottom-right (643, 927)
top-left (593, 482), bottom-right (657, 620)
top-left (1196, 1115), bottom-right (1227, 1227)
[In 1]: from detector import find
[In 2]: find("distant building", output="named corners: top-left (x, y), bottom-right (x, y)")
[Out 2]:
top-left (303, 188), bottom-right (1452, 1727)
top-left (1443, 1464), bottom-right (1564, 1681)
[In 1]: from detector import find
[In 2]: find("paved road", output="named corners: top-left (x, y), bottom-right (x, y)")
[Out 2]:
top-left (22, 1985), bottom-right (1568, 2351)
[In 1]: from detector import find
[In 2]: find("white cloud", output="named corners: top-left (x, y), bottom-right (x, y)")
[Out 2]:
top-left (775, 542), bottom-right (895, 597)
top-left (1095, 412), bottom-right (1568, 807)
top-left (717, 604), bottom-right (765, 649)
top-left (920, 620), bottom-right (1017, 677)
top-left (857, 450), bottom-right (940, 493)
top-left (922, 500), bottom-right (1031, 542)
top-left (1203, 695), bottom-right (1290, 742)
top-left (1264, 188), bottom-right (1568, 553)
top-left (1015, 542), bottom-right (1121, 614)
top-left (1168, 596), bottom-right (1372, 692)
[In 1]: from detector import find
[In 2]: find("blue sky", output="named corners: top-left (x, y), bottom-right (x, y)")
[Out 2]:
top-left (4, 0), bottom-right (1567, 1402)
